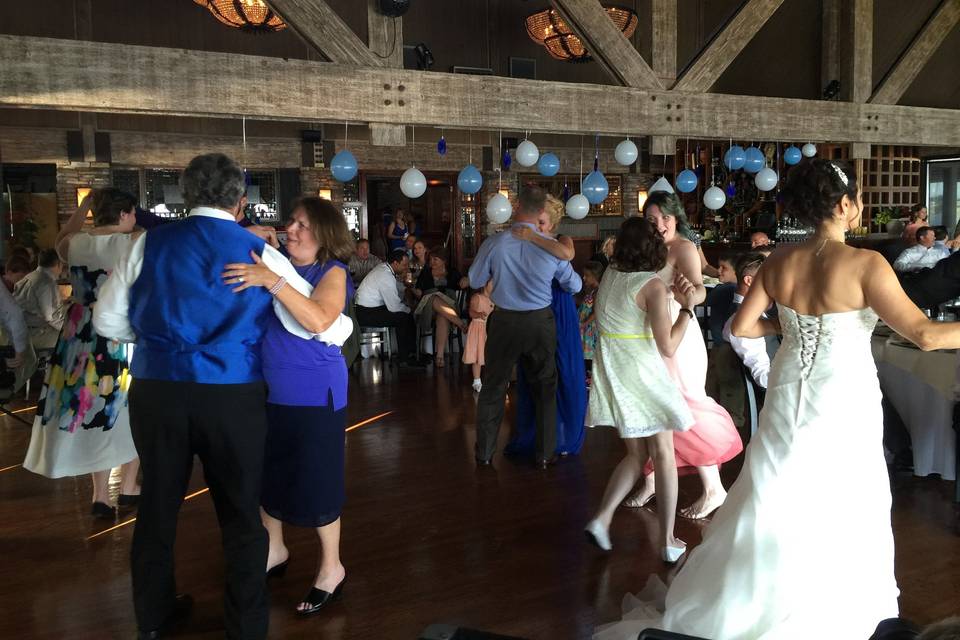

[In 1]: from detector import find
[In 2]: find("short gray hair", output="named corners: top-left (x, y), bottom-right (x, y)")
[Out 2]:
top-left (180, 153), bottom-right (246, 210)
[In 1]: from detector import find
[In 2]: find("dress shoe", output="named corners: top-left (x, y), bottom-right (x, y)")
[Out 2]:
top-left (584, 519), bottom-right (612, 551)
top-left (662, 541), bottom-right (687, 564)
top-left (137, 594), bottom-right (193, 639)
top-left (91, 501), bottom-right (116, 520)
top-left (296, 579), bottom-right (345, 616)
top-left (537, 456), bottom-right (557, 470)
top-left (266, 559), bottom-right (289, 579)
top-left (475, 456), bottom-right (493, 467)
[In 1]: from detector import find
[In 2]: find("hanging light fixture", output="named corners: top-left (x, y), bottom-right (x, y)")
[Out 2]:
top-left (192, 0), bottom-right (286, 33)
top-left (525, 5), bottom-right (638, 62)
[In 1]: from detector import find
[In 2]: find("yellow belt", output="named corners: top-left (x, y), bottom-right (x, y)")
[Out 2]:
top-left (601, 332), bottom-right (653, 339)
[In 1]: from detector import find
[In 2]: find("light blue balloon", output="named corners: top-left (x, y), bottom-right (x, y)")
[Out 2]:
top-left (784, 146), bottom-right (802, 165)
top-left (582, 170), bottom-right (609, 205)
top-left (724, 145), bottom-right (746, 171)
top-left (743, 147), bottom-right (765, 174)
top-left (538, 152), bottom-right (560, 177)
top-left (457, 164), bottom-right (483, 195)
top-left (330, 149), bottom-right (358, 182)
top-left (676, 169), bottom-right (698, 193)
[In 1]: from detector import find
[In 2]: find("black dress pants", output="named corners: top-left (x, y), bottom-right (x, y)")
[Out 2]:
top-left (356, 304), bottom-right (416, 360)
top-left (475, 307), bottom-right (557, 461)
top-left (129, 379), bottom-right (269, 640)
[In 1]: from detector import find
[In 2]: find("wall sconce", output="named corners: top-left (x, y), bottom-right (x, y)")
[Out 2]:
top-left (318, 189), bottom-right (332, 200)
top-left (76, 187), bottom-right (92, 207)
top-left (637, 189), bottom-right (648, 211)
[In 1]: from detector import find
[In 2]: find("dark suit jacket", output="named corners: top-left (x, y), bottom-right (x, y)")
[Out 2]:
top-left (900, 251), bottom-right (960, 309)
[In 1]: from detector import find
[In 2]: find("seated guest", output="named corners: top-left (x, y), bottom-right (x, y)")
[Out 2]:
top-left (14, 248), bottom-right (66, 350)
top-left (717, 255), bottom-right (737, 284)
top-left (901, 203), bottom-right (928, 246)
top-left (408, 238), bottom-right (426, 282)
top-left (893, 227), bottom-right (947, 272)
top-left (750, 230), bottom-right (771, 250)
top-left (933, 227), bottom-right (952, 254)
top-left (901, 249), bottom-right (960, 309)
top-left (0, 255), bottom-right (34, 391)
top-left (348, 238), bottom-right (381, 285)
top-left (706, 281), bottom-right (736, 346)
top-left (355, 249), bottom-right (423, 368)
top-left (722, 252), bottom-right (777, 389)
top-left (412, 247), bottom-right (467, 367)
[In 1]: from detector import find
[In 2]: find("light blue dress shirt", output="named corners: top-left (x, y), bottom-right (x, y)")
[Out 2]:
top-left (468, 223), bottom-right (582, 311)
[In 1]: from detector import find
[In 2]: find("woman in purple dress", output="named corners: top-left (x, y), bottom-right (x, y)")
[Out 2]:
top-left (222, 197), bottom-right (354, 616)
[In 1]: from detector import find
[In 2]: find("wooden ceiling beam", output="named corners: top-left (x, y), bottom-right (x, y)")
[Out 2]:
top-left (871, 0), bottom-right (960, 105)
top-left (549, 0), bottom-right (662, 90)
top-left (650, 0), bottom-right (678, 157)
top-left (366, 0), bottom-right (405, 146)
top-left (267, 0), bottom-right (383, 67)
top-left (673, 0), bottom-right (786, 93)
top-left (2, 36), bottom-right (960, 146)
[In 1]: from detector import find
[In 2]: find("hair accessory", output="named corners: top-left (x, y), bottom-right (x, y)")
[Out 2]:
top-left (269, 276), bottom-right (286, 296)
top-left (829, 162), bottom-right (849, 187)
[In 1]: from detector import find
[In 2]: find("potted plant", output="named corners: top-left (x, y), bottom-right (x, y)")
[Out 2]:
top-left (873, 207), bottom-right (895, 235)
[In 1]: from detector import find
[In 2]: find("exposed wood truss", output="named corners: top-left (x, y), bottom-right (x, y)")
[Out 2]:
top-left (549, 0), bottom-right (662, 90)
top-left (672, 0), bottom-right (786, 93)
top-left (267, 0), bottom-right (383, 67)
top-left (365, 0), bottom-right (405, 146)
top-left (2, 36), bottom-right (960, 146)
top-left (650, 0), bottom-right (678, 157)
top-left (871, 0), bottom-right (960, 105)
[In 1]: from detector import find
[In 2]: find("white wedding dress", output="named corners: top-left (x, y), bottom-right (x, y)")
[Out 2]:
top-left (596, 305), bottom-right (900, 640)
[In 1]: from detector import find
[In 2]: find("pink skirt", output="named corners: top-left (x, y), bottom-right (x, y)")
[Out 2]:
top-left (462, 319), bottom-right (487, 365)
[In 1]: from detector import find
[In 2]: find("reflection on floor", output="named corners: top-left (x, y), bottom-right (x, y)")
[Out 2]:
top-left (0, 358), bottom-right (957, 639)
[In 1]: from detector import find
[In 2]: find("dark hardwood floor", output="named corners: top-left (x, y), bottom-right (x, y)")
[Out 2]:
top-left (0, 359), bottom-right (957, 639)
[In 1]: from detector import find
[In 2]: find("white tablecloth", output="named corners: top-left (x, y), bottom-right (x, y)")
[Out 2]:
top-left (872, 336), bottom-right (957, 481)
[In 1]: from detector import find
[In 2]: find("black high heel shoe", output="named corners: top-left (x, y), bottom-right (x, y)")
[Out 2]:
top-left (295, 578), bottom-right (345, 616)
top-left (91, 501), bottom-right (116, 520)
top-left (266, 560), bottom-right (288, 580)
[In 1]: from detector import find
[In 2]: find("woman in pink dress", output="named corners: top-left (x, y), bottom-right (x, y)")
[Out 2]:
top-left (625, 191), bottom-right (742, 519)
top-left (463, 281), bottom-right (494, 393)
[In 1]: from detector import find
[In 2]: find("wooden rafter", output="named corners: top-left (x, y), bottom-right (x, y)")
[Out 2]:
top-left (267, 0), bottom-right (383, 67)
top-left (549, 0), bottom-right (662, 90)
top-left (871, 0), bottom-right (960, 105)
top-left (650, 0), bottom-right (678, 157)
top-left (673, 0), bottom-right (786, 93)
top-left (3, 36), bottom-right (960, 146)
top-left (366, 0), bottom-right (405, 146)
top-left (849, 0), bottom-right (874, 158)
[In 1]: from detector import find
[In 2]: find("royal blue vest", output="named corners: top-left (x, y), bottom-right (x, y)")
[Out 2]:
top-left (128, 215), bottom-right (273, 384)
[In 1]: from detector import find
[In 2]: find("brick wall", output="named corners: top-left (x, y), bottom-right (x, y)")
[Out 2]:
top-left (55, 164), bottom-right (112, 225)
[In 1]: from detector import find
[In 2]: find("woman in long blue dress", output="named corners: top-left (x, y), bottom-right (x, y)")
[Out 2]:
top-left (505, 195), bottom-right (587, 457)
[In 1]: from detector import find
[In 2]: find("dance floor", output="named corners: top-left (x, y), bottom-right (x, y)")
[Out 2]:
top-left (1, 359), bottom-right (957, 639)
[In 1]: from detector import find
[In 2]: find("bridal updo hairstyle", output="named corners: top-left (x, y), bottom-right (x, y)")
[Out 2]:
top-left (780, 158), bottom-right (859, 228)
top-left (612, 217), bottom-right (668, 273)
top-left (90, 187), bottom-right (136, 227)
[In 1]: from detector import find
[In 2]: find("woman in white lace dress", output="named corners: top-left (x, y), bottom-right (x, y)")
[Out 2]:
top-left (585, 217), bottom-right (698, 562)
top-left (596, 159), bottom-right (960, 639)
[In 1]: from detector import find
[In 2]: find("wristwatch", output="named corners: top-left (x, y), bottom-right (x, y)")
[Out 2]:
top-left (679, 308), bottom-right (695, 319)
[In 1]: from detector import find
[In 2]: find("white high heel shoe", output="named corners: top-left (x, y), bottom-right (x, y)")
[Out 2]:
top-left (662, 541), bottom-right (686, 564)
top-left (584, 519), bottom-right (612, 551)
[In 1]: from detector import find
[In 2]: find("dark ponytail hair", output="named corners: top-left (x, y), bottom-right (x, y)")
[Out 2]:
top-left (780, 159), bottom-right (859, 228)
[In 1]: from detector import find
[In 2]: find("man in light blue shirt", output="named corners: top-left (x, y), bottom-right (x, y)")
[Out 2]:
top-left (468, 185), bottom-right (582, 468)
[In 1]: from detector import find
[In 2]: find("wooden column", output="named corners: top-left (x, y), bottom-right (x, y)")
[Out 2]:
top-left (367, 0), bottom-right (406, 146)
top-left (650, 0), bottom-right (677, 158)
top-left (848, 0), bottom-right (874, 159)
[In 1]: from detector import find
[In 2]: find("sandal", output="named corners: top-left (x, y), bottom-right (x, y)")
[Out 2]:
top-left (296, 579), bottom-right (345, 616)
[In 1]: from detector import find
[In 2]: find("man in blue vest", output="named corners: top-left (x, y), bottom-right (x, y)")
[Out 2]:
top-left (94, 153), bottom-right (290, 640)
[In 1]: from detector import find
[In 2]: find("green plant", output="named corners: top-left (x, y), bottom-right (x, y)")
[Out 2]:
top-left (874, 207), bottom-right (895, 226)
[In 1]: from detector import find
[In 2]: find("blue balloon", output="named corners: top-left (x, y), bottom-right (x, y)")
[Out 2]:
top-left (457, 164), bottom-right (483, 195)
top-left (502, 149), bottom-right (512, 170)
top-left (437, 136), bottom-right (447, 156)
top-left (743, 147), bottom-right (765, 174)
top-left (538, 152), bottom-right (560, 177)
top-left (676, 169), bottom-right (698, 193)
top-left (725, 182), bottom-right (737, 198)
top-left (724, 145), bottom-right (746, 171)
top-left (784, 146), bottom-right (802, 165)
top-left (330, 149), bottom-right (358, 182)
top-left (582, 170), bottom-right (609, 205)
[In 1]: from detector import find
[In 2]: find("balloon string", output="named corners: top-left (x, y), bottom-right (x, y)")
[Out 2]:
top-left (411, 125), bottom-right (415, 167)
top-left (498, 129), bottom-right (502, 190)
top-left (579, 136), bottom-right (584, 188)
top-left (344, 120), bottom-right (348, 146)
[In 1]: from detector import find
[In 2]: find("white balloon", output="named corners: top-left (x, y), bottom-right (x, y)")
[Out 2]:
top-left (755, 167), bottom-right (779, 192)
top-left (515, 140), bottom-right (540, 167)
top-left (703, 185), bottom-right (726, 210)
top-left (614, 139), bottom-right (638, 166)
top-left (565, 194), bottom-right (590, 219)
top-left (649, 176), bottom-right (675, 194)
top-left (801, 143), bottom-right (817, 158)
top-left (400, 166), bottom-right (427, 198)
top-left (486, 193), bottom-right (512, 224)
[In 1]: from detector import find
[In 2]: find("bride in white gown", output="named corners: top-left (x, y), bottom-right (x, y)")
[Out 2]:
top-left (596, 159), bottom-right (960, 640)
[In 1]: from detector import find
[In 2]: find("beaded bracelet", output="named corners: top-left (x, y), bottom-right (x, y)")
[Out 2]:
top-left (268, 277), bottom-right (286, 296)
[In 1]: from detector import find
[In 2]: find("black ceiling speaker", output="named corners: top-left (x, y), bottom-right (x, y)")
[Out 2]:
top-left (378, 0), bottom-right (411, 18)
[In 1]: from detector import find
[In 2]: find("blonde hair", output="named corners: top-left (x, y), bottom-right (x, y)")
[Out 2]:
top-left (545, 194), bottom-right (564, 229)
